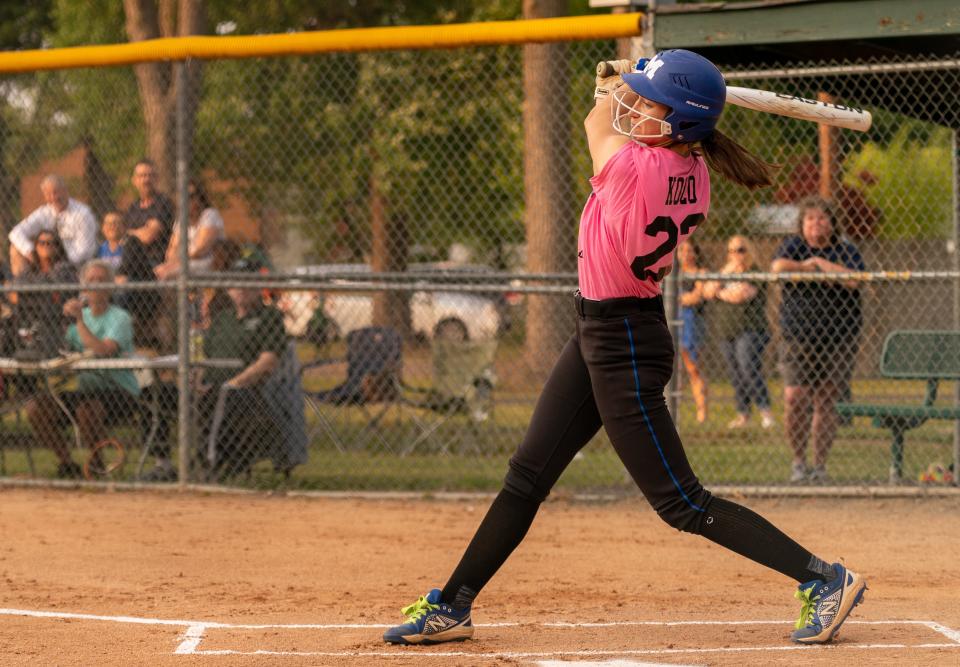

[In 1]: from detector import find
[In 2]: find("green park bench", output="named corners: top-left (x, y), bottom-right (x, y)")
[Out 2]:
top-left (835, 330), bottom-right (960, 484)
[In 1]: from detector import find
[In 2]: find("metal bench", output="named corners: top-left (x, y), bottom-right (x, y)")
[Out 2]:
top-left (836, 330), bottom-right (960, 484)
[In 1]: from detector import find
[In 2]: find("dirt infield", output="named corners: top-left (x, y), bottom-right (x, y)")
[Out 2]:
top-left (1, 488), bottom-right (958, 666)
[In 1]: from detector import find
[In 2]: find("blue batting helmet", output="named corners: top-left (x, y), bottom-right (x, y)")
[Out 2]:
top-left (621, 50), bottom-right (726, 143)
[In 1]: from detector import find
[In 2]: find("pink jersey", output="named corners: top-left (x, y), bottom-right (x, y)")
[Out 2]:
top-left (577, 142), bottom-right (710, 300)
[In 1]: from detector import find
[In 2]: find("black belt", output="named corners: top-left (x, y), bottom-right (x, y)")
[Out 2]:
top-left (574, 291), bottom-right (664, 318)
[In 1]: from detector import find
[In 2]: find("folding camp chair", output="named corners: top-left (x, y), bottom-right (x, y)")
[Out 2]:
top-left (301, 326), bottom-right (405, 453)
top-left (400, 337), bottom-right (497, 456)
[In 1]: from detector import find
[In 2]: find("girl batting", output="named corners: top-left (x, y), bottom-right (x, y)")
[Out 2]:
top-left (384, 49), bottom-right (865, 647)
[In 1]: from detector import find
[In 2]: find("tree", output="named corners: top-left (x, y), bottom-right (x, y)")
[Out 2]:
top-left (122, 0), bottom-right (206, 193)
top-left (522, 0), bottom-right (574, 376)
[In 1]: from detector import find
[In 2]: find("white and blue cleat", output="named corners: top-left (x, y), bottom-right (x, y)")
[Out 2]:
top-left (792, 562), bottom-right (867, 644)
top-left (383, 588), bottom-right (473, 645)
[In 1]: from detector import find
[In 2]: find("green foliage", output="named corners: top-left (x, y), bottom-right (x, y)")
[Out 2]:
top-left (842, 123), bottom-right (954, 240)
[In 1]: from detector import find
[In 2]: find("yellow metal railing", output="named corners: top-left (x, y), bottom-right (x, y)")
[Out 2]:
top-left (0, 13), bottom-right (642, 73)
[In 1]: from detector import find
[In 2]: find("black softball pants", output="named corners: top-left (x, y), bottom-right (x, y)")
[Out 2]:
top-left (441, 294), bottom-right (830, 608)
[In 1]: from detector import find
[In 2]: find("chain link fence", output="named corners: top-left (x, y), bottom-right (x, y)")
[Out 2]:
top-left (0, 41), bottom-right (957, 492)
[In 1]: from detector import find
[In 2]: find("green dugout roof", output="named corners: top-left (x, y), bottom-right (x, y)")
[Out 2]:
top-left (652, 0), bottom-right (960, 126)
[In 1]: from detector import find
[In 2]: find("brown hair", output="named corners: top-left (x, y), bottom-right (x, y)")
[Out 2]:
top-left (698, 129), bottom-right (778, 190)
top-left (795, 195), bottom-right (840, 243)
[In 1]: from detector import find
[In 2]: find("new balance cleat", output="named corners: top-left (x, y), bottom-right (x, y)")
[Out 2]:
top-left (792, 562), bottom-right (867, 644)
top-left (383, 588), bottom-right (473, 645)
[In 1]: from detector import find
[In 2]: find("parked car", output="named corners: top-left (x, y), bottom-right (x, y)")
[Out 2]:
top-left (280, 264), bottom-right (513, 342)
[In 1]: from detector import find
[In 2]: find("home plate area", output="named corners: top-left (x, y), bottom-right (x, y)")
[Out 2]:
top-left (185, 617), bottom-right (960, 661)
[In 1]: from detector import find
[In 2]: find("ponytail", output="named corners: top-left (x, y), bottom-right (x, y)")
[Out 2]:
top-left (698, 129), bottom-right (779, 190)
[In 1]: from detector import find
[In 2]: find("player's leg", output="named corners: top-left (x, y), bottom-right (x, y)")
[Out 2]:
top-left (384, 332), bottom-right (602, 645)
top-left (583, 311), bottom-right (865, 643)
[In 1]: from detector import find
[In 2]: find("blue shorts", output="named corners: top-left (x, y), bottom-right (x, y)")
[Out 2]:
top-left (679, 306), bottom-right (706, 362)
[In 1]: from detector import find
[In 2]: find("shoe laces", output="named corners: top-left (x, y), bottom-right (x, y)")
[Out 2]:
top-left (794, 584), bottom-right (820, 630)
top-left (401, 595), bottom-right (439, 623)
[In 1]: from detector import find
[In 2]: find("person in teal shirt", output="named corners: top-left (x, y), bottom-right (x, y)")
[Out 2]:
top-left (27, 260), bottom-right (139, 479)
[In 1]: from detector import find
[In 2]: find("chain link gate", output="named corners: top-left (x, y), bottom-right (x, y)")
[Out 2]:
top-left (0, 39), bottom-right (956, 493)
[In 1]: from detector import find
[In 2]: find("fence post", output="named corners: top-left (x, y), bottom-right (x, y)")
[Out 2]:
top-left (953, 129), bottom-right (960, 485)
top-left (176, 61), bottom-right (191, 487)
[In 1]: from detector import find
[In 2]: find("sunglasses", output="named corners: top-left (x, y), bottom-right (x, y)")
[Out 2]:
top-left (728, 247), bottom-right (747, 254)
top-left (37, 239), bottom-right (55, 246)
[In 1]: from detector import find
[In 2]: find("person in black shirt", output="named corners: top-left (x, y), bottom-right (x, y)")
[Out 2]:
top-left (118, 158), bottom-right (175, 346)
top-left (771, 197), bottom-right (865, 483)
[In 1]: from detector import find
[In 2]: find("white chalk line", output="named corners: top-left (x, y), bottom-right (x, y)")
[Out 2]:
top-left (181, 644), bottom-right (960, 658)
top-left (2, 607), bottom-right (958, 658)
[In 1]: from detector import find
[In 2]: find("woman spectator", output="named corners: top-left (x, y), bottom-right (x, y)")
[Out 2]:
top-left (771, 198), bottom-right (865, 483)
top-left (703, 236), bottom-right (774, 430)
top-left (11, 230), bottom-right (77, 359)
top-left (153, 179), bottom-right (225, 280)
top-left (677, 241), bottom-right (709, 423)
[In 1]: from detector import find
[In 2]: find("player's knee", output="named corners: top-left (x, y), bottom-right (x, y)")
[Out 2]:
top-left (503, 459), bottom-right (549, 503)
top-left (652, 491), bottom-right (711, 534)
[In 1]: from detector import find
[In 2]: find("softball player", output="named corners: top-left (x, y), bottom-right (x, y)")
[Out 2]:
top-left (384, 50), bottom-right (866, 647)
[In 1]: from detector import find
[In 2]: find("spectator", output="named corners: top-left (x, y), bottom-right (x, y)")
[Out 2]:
top-left (9, 174), bottom-right (97, 276)
top-left (122, 158), bottom-right (175, 267)
top-left (11, 230), bottom-right (77, 360)
top-left (118, 159), bottom-right (174, 346)
top-left (27, 260), bottom-right (138, 479)
top-left (153, 179), bottom-right (225, 280)
top-left (703, 236), bottom-right (774, 430)
top-left (771, 197), bottom-right (865, 483)
top-left (143, 256), bottom-right (286, 481)
top-left (97, 212), bottom-right (126, 270)
top-left (676, 240), bottom-right (708, 423)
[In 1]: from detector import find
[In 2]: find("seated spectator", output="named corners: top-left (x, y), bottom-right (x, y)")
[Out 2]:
top-left (153, 179), bottom-right (225, 280)
top-left (27, 260), bottom-right (138, 479)
top-left (703, 236), bottom-right (774, 430)
top-left (11, 230), bottom-right (78, 360)
top-left (142, 256), bottom-right (287, 481)
top-left (9, 174), bottom-right (97, 276)
top-left (97, 212), bottom-right (126, 270)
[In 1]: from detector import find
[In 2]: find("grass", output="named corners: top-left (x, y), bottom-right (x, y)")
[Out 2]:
top-left (0, 375), bottom-right (957, 492)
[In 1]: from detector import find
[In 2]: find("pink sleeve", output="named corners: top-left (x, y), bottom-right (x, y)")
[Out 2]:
top-left (589, 143), bottom-right (641, 225)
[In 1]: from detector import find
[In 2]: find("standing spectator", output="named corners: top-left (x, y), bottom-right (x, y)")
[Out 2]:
top-left (9, 174), bottom-right (97, 276)
top-left (97, 212), bottom-right (126, 270)
top-left (771, 197), bottom-right (865, 483)
top-left (153, 179), bottom-right (225, 279)
top-left (118, 159), bottom-right (174, 345)
top-left (703, 236), bottom-right (774, 430)
top-left (122, 158), bottom-right (174, 267)
top-left (676, 240), bottom-right (708, 423)
top-left (26, 260), bottom-right (138, 479)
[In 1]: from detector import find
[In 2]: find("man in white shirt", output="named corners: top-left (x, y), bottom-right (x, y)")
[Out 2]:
top-left (9, 174), bottom-right (98, 276)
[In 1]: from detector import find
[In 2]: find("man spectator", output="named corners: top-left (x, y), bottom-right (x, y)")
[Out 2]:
top-left (123, 158), bottom-right (174, 266)
top-left (27, 260), bottom-right (139, 479)
top-left (143, 255), bottom-right (287, 482)
top-left (9, 174), bottom-right (97, 276)
top-left (118, 159), bottom-right (174, 346)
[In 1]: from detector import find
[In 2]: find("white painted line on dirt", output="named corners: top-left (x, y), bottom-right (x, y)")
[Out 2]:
top-left (185, 643), bottom-right (960, 658)
top-left (174, 625), bottom-right (206, 654)
top-left (538, 661), bottom-right (702, 667)
top-left (923, 621), bottom-right (960, 644)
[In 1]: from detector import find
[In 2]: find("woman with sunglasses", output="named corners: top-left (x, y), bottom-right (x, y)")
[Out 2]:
top-left (10, 230), bottom-right (77, 359)
top-left (704, 236), bottom-right (774, 429)
top-left (383, 50), bottom-right (866, 647)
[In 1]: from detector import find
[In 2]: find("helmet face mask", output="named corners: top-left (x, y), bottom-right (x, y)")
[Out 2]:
top-left (611, 87), bottom-right (673, 142)
top-left (616, 50), bottom-right (726, 144)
